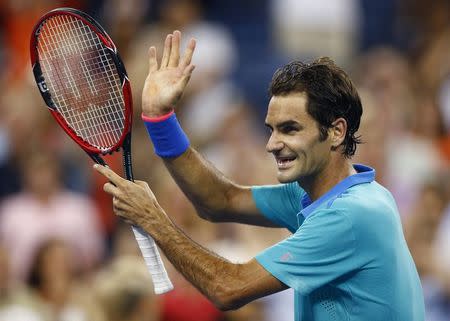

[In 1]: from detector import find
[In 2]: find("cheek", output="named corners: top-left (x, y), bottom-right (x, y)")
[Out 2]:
top-left (300, 139), bottom-right (330, 166)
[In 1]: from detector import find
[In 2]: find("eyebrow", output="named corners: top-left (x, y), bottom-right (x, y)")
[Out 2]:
top-left (265, 120), bottom-right (301, 130)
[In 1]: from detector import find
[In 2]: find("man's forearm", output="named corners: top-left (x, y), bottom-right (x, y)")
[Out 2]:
top-left (142, 212), bottom-right (242, 309)
top-left (92, 162), bottom-right (286, 309)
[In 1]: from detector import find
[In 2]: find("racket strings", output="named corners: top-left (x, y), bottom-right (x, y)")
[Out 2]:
top-left (36, 14), bottom-right (126, 150)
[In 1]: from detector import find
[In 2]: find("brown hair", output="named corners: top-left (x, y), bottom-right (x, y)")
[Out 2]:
top-left (269, 57), bottom-right (363, 157)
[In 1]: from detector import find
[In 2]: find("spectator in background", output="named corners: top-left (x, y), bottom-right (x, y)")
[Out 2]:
top-left (352, 89), bottom-right (387, 183)
top-left (270, 0), bottom-right (360, 67)
top-left (419, 25), bottom-right (450, 164)
top-left (99, 0), bottom-right (150, 58)
top-left (0, 244), bottom-right (43, 321)
top-left (0, 246), bottom-right (7, 302)
top-left (24, 239), bottom-right (103, 321)
top-left (434, 171), bottom-right (450, 295)
top-left (0, 82), bottom-right (52, 199)
top-left (404, 179), bottom-right (450, 321)
top-left (0, 150), bottom-right (104, 282)
top-left (354, 48), bottom-right (445, 218)
top-left (0, 0), bottom-right (87, 85)
top-left (108, 214), bottom-right (224, 321)
top-left (438, 76), bottom-right (450, 159)
top-left (93, 255), bottom-right (160, 321)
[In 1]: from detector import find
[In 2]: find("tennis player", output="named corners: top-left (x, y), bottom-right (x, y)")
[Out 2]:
top-left (94, 31), bottom-right (425, 320)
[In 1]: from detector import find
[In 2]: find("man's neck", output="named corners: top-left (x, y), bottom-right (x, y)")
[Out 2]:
top-left (299, 159), bottom-right (356, 202)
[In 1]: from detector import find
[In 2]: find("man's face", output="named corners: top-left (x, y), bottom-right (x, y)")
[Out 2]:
top-left (265, 92), bottom-right (332, 183)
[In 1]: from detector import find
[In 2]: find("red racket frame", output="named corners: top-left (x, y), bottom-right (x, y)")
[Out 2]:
top-left (30, 7), bottom-right (133, 156)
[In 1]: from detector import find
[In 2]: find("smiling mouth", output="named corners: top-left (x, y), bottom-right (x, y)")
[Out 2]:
top-left (276, 156), bottom-right (296, 168)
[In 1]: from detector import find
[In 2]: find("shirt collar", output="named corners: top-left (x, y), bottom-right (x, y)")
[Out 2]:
top-left (299, 164), bottom-right (375, 219)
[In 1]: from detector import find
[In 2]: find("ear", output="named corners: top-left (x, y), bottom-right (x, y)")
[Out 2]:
top-left (329, 117), bottom-right (347, 149)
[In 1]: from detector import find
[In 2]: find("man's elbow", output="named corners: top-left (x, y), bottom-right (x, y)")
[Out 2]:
top-left (196, 208), bottom-right (217, 222)
top-left (216, 301), bottom-right (242, 312)
top-left (196, 206), bottom-right (228, 223)
top-left (210, 284), bottom-right (249, 311)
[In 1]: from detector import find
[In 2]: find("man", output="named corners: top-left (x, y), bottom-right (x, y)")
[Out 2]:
top-left (94, 31), bottom-right (425, 320)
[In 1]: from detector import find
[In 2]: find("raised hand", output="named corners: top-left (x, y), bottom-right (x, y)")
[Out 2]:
top-left (142, 30), bottom-right (196, 117)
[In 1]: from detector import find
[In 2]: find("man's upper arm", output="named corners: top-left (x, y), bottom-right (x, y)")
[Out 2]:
top-left (222, 182), bottom-right (305, 228)
top-left (164, 148), bottom-right (282, 227)
top-left (254, 209), bottom-right (366, 295)
top-left (249, 183), bottom-right (305, 231)
top-left (222, 184), bottom-right (281, 227)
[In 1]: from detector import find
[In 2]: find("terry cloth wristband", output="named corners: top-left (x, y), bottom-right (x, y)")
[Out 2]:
top-left (142, 111), bottom-right (190, 158)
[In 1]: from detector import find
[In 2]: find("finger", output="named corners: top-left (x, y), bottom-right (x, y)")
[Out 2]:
top-left (113, 205), bottom-right (136, 225)
top-left (148, 46), bottom-right (158, 73)
top-left (111, 203), bottom-right (130, 220)
top-left (119, 217), bottom-right (135, 225)
top-left (112, 197), bottom-right (131, 216)
top-left (103, 182), bottom-right (120, 196)
top-left (93, 164), bottom-right (124, 186)
top-left (168, 30), bottom-right (180, 67)
top-left (112, 196), bottom-right (120, 207)
top-left (179, 38), bottom-right (196, 69)
top-left (183, 64), bottom-right (196, 76)
top-left (180, 64), bottom-right (195, 88)
top-left (160, 34), bottom-right (172, 68)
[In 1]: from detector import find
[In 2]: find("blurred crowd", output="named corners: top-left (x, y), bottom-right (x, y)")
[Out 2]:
top-left (0, 0), bottom-right (449, 320)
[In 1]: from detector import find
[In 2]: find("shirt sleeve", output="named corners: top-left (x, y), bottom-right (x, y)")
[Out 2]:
top-left (255, 209), bottom-right (365, 295)
top-left (251, 183), bottom-right (305, 232)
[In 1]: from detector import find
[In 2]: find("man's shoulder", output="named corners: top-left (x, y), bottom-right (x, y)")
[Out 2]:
top-left (334, 181), bottom-right (395, 209)
top-left (329, 181), bottom-right (400, 228)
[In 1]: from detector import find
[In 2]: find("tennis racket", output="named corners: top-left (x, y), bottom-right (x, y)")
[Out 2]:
top-left (30, 7), bottom-right (173, 294)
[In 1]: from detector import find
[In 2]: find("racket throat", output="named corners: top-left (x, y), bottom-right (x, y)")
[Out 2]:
top-left (87, 153), bottom-right (107, 166)
top-left (122, 132), bottom-right (134, 182)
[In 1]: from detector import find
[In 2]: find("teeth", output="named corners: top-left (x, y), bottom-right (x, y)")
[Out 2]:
top-left (277, 158), bottom-right (294, 165)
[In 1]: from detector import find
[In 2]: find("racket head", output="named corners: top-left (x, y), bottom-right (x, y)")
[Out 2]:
top-left (30, 7), bottom-right (132, 155)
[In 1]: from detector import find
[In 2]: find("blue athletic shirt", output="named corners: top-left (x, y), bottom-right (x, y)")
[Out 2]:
top-left (252, 164), bottom-right (424, 321)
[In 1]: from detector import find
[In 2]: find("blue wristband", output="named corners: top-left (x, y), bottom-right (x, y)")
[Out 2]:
top-left (142, 112), bottom-right (190, 158)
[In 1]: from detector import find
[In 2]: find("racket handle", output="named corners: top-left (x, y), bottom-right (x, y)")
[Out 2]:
top-left (131, 225), bottom-right (174, 294)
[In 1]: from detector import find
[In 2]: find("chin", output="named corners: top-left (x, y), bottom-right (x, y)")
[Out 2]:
top-left (276, 172), bottom-right (299, 184)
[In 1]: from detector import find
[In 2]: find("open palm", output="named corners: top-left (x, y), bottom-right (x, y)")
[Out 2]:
top-left (142, 31), bottom-right (196, 117)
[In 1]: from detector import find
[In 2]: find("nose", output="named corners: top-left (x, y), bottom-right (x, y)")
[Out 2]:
top-left (266, 132), bottom-right (284, 153)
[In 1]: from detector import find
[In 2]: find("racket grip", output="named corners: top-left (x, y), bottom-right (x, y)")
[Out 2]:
top-left (131, 225), bottom-right (174, 294)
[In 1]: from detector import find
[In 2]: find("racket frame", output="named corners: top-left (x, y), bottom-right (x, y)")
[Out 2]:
top-left (30, 7), bottom-right (132, 158)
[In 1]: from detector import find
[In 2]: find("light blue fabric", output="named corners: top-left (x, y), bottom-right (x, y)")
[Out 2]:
top-left (252, 164), bottom-right (424, 321)
top-left (250, 181), bottom-right (306, 233)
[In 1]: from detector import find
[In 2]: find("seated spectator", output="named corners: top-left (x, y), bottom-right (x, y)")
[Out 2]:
top-left (405, 179), bottom-right (450, 320)
top-left (0, 150), bottom-right (104, 282)
top-left (93, 255), bottom-right (160, 321)
top-left (24, 239), bottom-right (103, 321)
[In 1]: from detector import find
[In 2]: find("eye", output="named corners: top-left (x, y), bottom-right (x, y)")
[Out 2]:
top-left (281, 125), bottom-right (299, 134)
